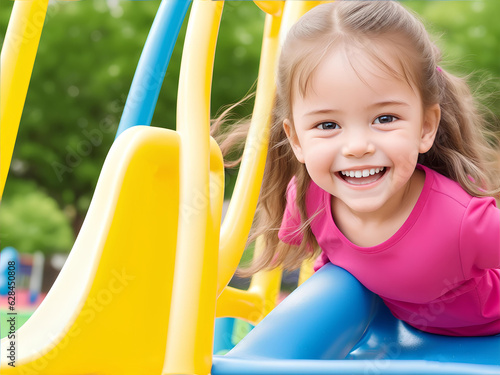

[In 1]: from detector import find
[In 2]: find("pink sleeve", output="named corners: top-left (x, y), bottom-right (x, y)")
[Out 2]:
top-left (278, 178), bottom-right (303, 246)
top-left (313, 252), bottom-right (330, 271)
top-left (460, 197), bottom-right (500, 270)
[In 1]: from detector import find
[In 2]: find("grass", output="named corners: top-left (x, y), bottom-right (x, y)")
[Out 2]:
top-left (0, 310), bottom-right (32, 339)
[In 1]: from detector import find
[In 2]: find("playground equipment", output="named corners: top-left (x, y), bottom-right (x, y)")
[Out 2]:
top-left (0, 248), bottom-right (43, 307)
top-left (0, 247), bottom-right (19, 297)
top-left (1, 0), bottom-right (499, 374)
top-left (28, 252), bottom-right (45, 305)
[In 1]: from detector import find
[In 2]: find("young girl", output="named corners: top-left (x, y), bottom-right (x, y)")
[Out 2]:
top-left (215, 1), bottom-right (500, 336)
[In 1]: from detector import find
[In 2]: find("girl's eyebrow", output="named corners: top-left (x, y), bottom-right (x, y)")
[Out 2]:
top-left (304, 108), bottom-right (339, 117)
top-left (369, 100), bottom-right (410, 109)
top-left (304, 100), bottom-right (410, 117)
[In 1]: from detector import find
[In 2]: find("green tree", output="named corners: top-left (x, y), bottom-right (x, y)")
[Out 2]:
top-left (2, 0), bottom-right (264, 237)
top-left (5, 0), bottom-right (162, 235)
top-left (2, 0), bottom-right (500, 254)
top-left (0, 178), bottom-right (73, 254)
top-left (405, 0), bottom-right (500, 113)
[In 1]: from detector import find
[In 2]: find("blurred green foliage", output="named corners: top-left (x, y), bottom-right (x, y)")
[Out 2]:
top-left (1, 0), bottom-right (500, 255)
top-left (0, 178), bottom-right (73, 254)
top-left (1, 0), bottom-right (263, 254)
top-left (406, 0), bottom-right (500, 110)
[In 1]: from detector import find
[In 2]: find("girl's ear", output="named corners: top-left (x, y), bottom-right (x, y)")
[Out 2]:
top-left (283, 119), bottom-right (305, 163)
top-left (419, 103), bottom-right (440, 153)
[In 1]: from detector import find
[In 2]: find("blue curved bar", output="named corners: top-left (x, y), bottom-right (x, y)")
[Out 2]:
top-left (212, 263), bottom-right (500, 375)
top-left (225, 264), bottom-right (378, 360)
top-left (115, 0), bottom-right (191, 138)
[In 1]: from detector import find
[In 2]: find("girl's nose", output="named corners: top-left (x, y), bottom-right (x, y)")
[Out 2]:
top-left (341, 130), bottom-right (376, 158)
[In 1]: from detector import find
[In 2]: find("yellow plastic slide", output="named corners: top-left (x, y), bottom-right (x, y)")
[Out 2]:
top-left (0, 1), bottom-right (320, 373)
top-left (0, 126), bottom-right (223, 375)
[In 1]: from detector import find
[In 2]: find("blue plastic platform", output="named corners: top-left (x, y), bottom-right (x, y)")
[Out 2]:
top-left (212, 263), bottom-right (500, 375)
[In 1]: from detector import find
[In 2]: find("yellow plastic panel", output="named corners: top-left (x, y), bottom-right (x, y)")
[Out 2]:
top-left (1, 0), bottom-right (48, 200)
top-left (0, 126), bottom-right (180, 374)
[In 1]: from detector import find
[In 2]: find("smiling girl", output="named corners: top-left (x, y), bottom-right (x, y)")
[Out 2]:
top-left (215, 1), bottom-right (500, 336)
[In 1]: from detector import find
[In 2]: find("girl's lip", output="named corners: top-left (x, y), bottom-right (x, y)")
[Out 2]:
top-left (335, 167), bottom-right (389, 188)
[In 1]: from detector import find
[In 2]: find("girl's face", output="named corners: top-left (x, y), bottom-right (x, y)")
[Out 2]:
top-left (284, 45), bottom-right (440, 217)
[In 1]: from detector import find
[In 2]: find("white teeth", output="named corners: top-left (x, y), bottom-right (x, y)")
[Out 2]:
top-left (341, 167), bottom-right (385, 178)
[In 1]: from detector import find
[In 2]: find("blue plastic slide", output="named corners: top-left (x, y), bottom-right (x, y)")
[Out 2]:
top-left (212, 263), bottom-right (500, 375)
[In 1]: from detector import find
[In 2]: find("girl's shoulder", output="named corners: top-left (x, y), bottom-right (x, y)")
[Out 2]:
top-left (418, 164), bottom-right (495, 209)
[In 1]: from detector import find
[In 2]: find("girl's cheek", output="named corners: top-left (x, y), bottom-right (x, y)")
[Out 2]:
top-left (391, 148), bottom-right (420, 185)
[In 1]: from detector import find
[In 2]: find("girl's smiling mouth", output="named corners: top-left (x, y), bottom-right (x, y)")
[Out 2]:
top-left (337, 167), bottom-right (388, 186)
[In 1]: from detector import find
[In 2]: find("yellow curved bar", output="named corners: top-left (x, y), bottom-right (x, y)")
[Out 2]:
top-left (215, 5), bottom-right (285, 327)
top-left (0, 0), bottom-right (48, 200)
top-left (216, 238), bottom-right (283, 325)
top-left (217, 2), bottom-right (284, 294)
top-left (216, 286), bottom-right (264, 324)
top-left (162, 0), bottom-right (224, 374)
top-left (254, 1), bottom-right (284, 17)
top-left (216, 1), bottom-right (325, 327)
top-left (217, 1), bottom-right (324, 294)
top-left (247, 236), bottom-right (283, 319)
top-left (280, 0), bottom-right (324, 44)
top-left (0, 126), bottom-right (181, 375)
top-left (277, 1), bottom-right (325, 289)
top-left (298, 256), bottom-right (316, 286)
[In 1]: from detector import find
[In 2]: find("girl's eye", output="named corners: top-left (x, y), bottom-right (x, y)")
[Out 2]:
top-left (374, 115), bottom-right (398, 124)
top-left (316, 122), bottom-right (340, 130)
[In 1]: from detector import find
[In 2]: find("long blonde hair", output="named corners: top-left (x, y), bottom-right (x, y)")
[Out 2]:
top-left (213, 1), bottom-right (500, 276)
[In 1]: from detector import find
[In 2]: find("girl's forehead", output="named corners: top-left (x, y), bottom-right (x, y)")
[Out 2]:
top-left (289, 45), bottom-right (424, 122)
top-left (293, 37), bottom-right (419, 101)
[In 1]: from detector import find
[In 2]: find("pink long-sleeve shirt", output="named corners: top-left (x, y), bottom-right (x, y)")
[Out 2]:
top-left (278, 165), bottom-right (500, 336)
